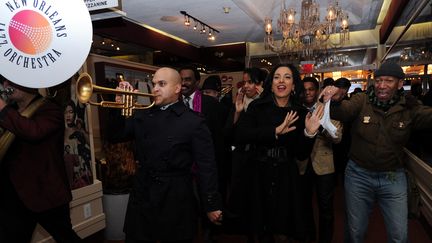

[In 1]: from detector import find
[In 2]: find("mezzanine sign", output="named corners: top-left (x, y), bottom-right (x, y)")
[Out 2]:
top-left (84, 0), bottom-right (118, 11)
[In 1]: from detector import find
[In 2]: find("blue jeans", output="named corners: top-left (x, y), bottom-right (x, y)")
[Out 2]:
top-left (344, 160), bottom-right (408, 243)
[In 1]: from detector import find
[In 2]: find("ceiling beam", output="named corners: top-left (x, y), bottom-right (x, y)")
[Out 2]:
top-left (379, 0), bottom-right (410, 44)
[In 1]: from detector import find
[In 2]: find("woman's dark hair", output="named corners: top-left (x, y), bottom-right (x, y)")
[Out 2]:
top-left (334, 77), bottom-right (351, 89)
top-left (323, 77), bottom-right (335, 88)
top-left (261, 63), bottom-right (303, 105)
top-left (64, 100), bottom-right (77, 126)
top-left (244, 67), bottom-right (267, 85)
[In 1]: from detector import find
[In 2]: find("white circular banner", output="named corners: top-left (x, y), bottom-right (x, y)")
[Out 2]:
top-left (0, 0), bottom-right (92, 88)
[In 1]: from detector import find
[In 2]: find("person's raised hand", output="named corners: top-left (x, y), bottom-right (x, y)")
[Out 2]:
top-left (235, 91), bottom-right (245, 113)
top-left (116, 81), bottom-right (135, 103)
top-left (319, 85), bottom-right (340, 103)
top-left (275, 110), bottom-right (299, 136)
top-left (305, 103), bottom-right (324, 135)
top-left (256, 85), bottom-right (264, 95)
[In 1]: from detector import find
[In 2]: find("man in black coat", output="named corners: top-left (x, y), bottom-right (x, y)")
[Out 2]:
top-left (111, 67), bottom-right (222, 243)
top-left (179, 67), bottom-right (227, 242)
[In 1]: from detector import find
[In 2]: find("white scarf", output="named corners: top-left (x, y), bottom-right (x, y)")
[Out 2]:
top-left (320, 101), bottom-right (338, 138)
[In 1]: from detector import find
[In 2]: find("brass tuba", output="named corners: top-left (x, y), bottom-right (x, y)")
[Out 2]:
top-left (76, 73), bottom-right (156, 117)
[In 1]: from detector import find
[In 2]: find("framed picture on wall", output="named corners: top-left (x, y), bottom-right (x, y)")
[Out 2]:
top-left (49, 74), bottom-right (95, 190)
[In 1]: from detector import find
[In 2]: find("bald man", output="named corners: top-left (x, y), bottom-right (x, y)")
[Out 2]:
top-left (110, 67), bottom-right (222, 243)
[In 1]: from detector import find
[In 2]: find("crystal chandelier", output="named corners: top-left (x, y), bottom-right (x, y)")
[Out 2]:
top-left (264, 0), bottom-right (349, 59)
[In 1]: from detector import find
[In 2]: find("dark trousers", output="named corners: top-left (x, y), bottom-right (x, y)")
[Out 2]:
top-left (0, 178), bottom-right (80, 243)
top-left (306, 168), bottom-right (335, 243)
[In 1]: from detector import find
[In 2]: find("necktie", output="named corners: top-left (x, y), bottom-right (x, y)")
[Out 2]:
top-left (184, 96), bottom-right (191, 108)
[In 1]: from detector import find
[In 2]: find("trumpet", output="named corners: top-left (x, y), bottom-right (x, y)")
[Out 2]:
top-left (0, 87), bottom-right (14, 95)
top-left (76, 73), bottom-right (156, 117)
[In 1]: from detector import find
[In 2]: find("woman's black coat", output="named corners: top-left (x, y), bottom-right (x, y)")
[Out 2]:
top-left (234, 95), bottom-right (315, 239)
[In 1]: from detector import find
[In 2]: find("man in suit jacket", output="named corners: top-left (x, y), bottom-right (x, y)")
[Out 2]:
top-left (0, 76), bottom-right (80, 242)
top-left (179, 67), bottom-right (224, 135)
top-left (111, 67), bottom-right (222, 243)
top-left (300, 77), bottom-right (342, 243)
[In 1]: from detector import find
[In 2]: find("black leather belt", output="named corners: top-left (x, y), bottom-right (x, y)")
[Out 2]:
top-left (139, 169), bottom-right (190, 183)
top-left (266, 146), bottom-right (288, 159)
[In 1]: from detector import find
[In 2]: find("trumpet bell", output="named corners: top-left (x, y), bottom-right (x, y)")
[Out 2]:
top-left (76, 73), bottom-right (93, 104)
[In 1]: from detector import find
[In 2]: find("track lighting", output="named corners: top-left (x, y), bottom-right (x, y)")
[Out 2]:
top-left (180, 10), bottom-right (219, 41)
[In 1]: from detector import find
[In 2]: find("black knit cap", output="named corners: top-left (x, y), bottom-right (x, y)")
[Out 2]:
top-left (374, 61), bottom-right (405, 79)
top-left (201, 75), bottom-right (222, 92)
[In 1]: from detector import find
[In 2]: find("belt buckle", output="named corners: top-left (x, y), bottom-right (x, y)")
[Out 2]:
top-left (267, 148), bottom-right (278, 158)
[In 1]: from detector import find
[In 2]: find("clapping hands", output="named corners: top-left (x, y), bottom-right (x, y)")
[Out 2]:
top-left (275, 110), bottom-right (299, 136)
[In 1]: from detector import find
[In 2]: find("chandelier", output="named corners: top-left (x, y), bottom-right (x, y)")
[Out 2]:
top-left (264, 0), bottom-right (349, 58)
top-left (400, 46), bottom-right (432, 62)
top-left (315, 52), bottom-right (350, 69)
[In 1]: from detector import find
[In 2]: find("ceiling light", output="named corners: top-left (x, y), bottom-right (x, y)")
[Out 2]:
top-left (184, 15), bottom-right (190, 26)
top-left (180, 10), bottom-right (220, 41)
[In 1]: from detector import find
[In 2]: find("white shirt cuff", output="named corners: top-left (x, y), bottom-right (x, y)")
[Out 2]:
top-left (304, 128), bottom-right (318, 138)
